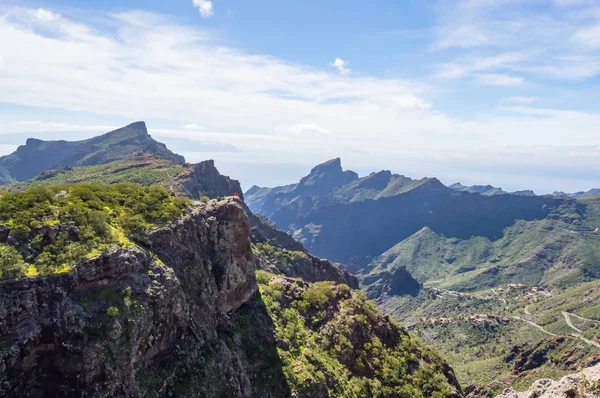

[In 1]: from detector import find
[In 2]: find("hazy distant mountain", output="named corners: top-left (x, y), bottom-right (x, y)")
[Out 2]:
top-left (449, 182), bottom-right (536, 197)
top-left (0, 122), bottom-right (184, 184)
top-left (553, 188), bottom-right (600, 198)
top-left (449, 182), bottom-right (507, 196)
top-left (246, 158), bottom-right (563, 267)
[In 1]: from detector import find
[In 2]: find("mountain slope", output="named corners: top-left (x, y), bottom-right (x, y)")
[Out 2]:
top-left (364, 199), bottom-right (600, 293)
top-left (0, 122), bottom-right (184, 184)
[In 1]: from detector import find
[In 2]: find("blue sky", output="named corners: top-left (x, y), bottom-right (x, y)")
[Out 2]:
top-left (0, 0), bottom-right (599, 192)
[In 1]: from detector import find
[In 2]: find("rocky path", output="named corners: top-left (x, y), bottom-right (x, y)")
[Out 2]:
top-left (567, 312), bottom-right (600, 325)
top-left (512, 316), bottom-right (557, 337)
top-left (562, 311), bottom-right (583, 333)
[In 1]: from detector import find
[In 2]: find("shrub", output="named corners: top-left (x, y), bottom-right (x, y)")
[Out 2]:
top-left (256, 270), bottom-right (273, 285)
top-left (0, 244), bottom-right (28, 279)
top-left (107, 306), bottom-right (120, 317)
top-left (302, 283), bottom-right (335, 308)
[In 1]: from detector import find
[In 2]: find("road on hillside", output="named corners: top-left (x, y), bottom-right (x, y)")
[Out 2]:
top-left (563, 312), bottom-right (600, 349)
top-left (512, 316), bottom-right (557, 337)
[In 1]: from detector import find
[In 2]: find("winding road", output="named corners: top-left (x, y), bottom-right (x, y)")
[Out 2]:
top-left (513, 311), bottom-right (600, 349)
top-left (562, 312), bottom-right (600, 349)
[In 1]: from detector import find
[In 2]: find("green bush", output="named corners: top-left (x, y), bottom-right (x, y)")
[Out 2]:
top-left (107, 306), bottom-right (120, 317)
top-left (0, 244), bottom-right (28, 279)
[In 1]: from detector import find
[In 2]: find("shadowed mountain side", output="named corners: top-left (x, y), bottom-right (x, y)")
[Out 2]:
top-left (289, 182), bottom-right (567, 266)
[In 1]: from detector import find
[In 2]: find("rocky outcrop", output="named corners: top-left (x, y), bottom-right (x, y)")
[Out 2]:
top-left (0, 198), bottom-right (280, 397)
top-left (363, 266), bottom-right (422, 299)
top-left (174, 160), bottom-right (243, 200)
top-left (254, 248), bottom-right (359, 288)
top-left (497, 363), bottom-right (600, 398)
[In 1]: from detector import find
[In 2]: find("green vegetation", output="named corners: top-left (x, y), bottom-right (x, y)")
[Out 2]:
top-left (369, 198), bottom-right (600, 293)
top-left (377, 280), bottom-right (600, 395)
top-left (359, 196), bottom-right (600, 393)
top-left (1, 157), bottom-right (186, 192)
top-left (257, 274), bottom-right (457, 397)
top-left (254, 242), bottom-right (309, 269)
top-left (0, 183), bottom-right (191, 279)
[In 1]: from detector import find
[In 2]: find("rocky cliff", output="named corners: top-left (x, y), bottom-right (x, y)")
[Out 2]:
top-left (0, 198), bottom-right (269, 397)
top-left (174, 159), bottom-right (244, 201)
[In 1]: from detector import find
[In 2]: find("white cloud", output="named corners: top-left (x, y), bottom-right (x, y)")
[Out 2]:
top-left (476, 73), bottom-right (523, 86)
top-left (331, 58), bottom-right (350, 75)
top-left (13, 121), bottom-right (116, 132)
top-left (506, 96), bottom-right (538, 104)
top-left (35, 8), bottom-right (59, 22)
top-left (572, 24), bottom-right (600, 50)
top-left (193, 0), bottom-right (214, 18)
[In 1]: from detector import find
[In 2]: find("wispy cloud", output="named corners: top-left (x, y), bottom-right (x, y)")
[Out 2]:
top-left (13, 121), bottom-right (116, 132)
top-left (572, 24), bottom-right (600, 50)
top-left (506, 96), bottom-right (538, 104)
top-left (433, 0), bottom-right (600, 81)
top-left (193, 0), bottom-right (214, 18)
top-left (476, 73), bottom-right (523, 86)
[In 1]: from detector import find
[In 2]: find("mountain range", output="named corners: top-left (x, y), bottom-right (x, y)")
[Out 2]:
top-left (246, 157), bottom-right (600, 395)
top-left (2, 126), bottom-right (600, 397)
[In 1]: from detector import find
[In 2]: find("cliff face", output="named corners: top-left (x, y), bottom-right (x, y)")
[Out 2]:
top-left (0, 198), bottom-right (269, 397)
top-left (175, 160), bottom-right (243, 200)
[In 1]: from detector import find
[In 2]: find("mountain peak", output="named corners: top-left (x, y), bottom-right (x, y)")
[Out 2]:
top-left (127, 121), bottom-right (147, 131)
top-left (310, 157), bottom-right (342, 175)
